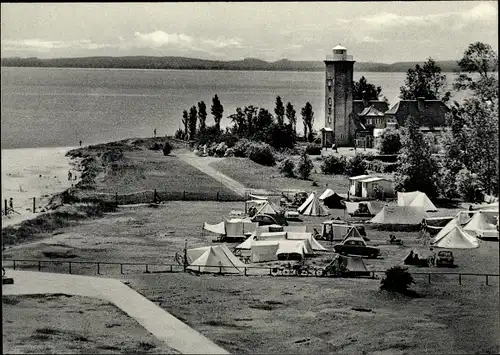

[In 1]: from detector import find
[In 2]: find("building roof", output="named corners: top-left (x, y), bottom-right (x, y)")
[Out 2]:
top-left (358, 105), bottom-right (385, 117)
top-left (321, 127), bottom-right (333, 132)
top-left (349, 174), bottom-right (373, 181)
top-left (360, 177), bottom-right (388, 183)
top-left (333, 44), bottom-right (346, 50)
top-left (353, 100), bottom-right (389, 116)
top-left (385, 99), bottom-right (450, 127)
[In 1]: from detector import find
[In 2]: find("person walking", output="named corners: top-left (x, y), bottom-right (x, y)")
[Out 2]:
top-left (8, 198), bottom-right (13, 214)
top-left (68, 171), bottom-right (72, 181)
top-left (154, 129), bottom-right (157, 138)
top-left (79, 140), bottom-right (82, 147)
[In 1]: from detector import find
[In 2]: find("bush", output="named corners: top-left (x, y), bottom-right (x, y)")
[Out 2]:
top-left (321, 155), bottom-right (346, 175)
top-left (224, 148), bottom-right (235, 157)
top-left (149, 142), bottom-right (162, 151)
top-left (378, 129), bottom-right (402, 155)
top-left (232, 139), bottom-right (251, 157)
top-left (215, 142), bottom-right (228, 157)
top-left (278, 158), bottom-right (296, 178)
top-left (174, 129), bottom-right (185, 140)
top-left (207, 142), bottom-right (218, 157)
top-left (248, 142), bottom-right (276, 166)
top-left (197, 125), bottom-right (222, 146)
top-left (162, 142), bottom-right (172, 156)
top-left (101, 149), bottom-right (124, 164)
top-left (456, 168), bottom-right (482, 202)
top-left (305, 144), bottom-right (322, 155)
top-left (297, 152), bottom-right (313, 180)
top-left (344, 154), bottom-right (367, 177)
top-left (380, 266), bottom-right (415, 294)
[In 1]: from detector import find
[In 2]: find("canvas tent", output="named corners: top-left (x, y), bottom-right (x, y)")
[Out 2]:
top-left (287, 232), bottom-right (327, 251)
top-left (463, 212), bottom-right (496, 236)
top-left (276, 240), bottom-right (307, 260)
top-left (248, 193), bottom-right (268, 200)
top-left (251, 240), bottom-right (280, 262)
top-left (342, 226), bottom-right (364, 242)
top-left (256, 200), bottom-right (281, 215)
top-left (325, 254), bottom-right (370, 277)
top-left (397, 191), bottom-right (437, 212)
top-left (186, 244), bottom-right (246, 274)
top-left (369, 206), bottom-right (429, 225)
top-left (323, 192), bottom-right (345, 209)
top-left (283, 226), bottom-right (307, 233)
top-left (298, 192), bottom-right (329, 216)
top-left (203, 221), bottom-right (226, 235)
top-left (422, 216), bottom-right (455, 235)
top-left (319, 189), bottom-right (335, 200)
top-left (345, 201), bottom-right (384, 216)
top-left (431, 218), bottom-right (459, 244)
top-left (431, 225), bottom-right (479, 249)
top-left (223, 217), bottom-right (258, 238)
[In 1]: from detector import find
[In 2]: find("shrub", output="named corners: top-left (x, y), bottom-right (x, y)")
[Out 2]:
top-left (344, 154), bottom-right (367, 177)
top-left (278, 158), bottom-right (296, 178)
top-left (305, 144), bottom-right (322, 155)
top-left (222, 132), bottom-right (239, 148)
top-left (233, 139), bottom-right (251, 157)
top-left (149, 142), bottom-right (162, 151)
top-left (224, 148), bottom-right (235, 157)
top-left (174, 128), bottom-right (185, 140)
top-left (380, 266), bottom-right (415, 294)
top-left (377, 129), bottom-right (402, 155)
top-left (321, 155), bottom-right (346, 175)
top-left (162, 142), bottom-right (172, 156)
top-left (297, 152), bottom-right (313, 180)
top-left (215, 142), bottom-right (228, 157)
top-left (207, 142), bottom-right (218, 157)
top-left (456, 168), bottom-right (482, 202)
top-left (101, 149), bottom-right (123, 164)
top-left (197, 125), bottom-right (222, 146)
top-left (248, 142), bottom-right (276, 166)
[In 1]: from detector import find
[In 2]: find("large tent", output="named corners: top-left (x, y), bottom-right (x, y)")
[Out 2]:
top-left (319, 189), bottom-right (335, 200)
top-left (431, 225), bottom-right (479, 249)
top-left (276, 240), bottom-right (307, 260)
top-left (256, 200), bottom-right (281, 215)
top-left (235, 231), bottom-right (323, 253)
top-left (369, 206), bottom-right (429, 225)
top-left (251, 240), bottom-right (280, 262)
top-left (397, 191), bottom-right (437, 212)
top-left (322, 191), bottom-right (345, 209)
top-left (345, 201), bottom-right (384, 216)
top-left (286, 232), bottom-right (327, 251)
top-left (297, 192), bottom-right (329, 216)
top-left (203, 218), bottom-right (258, 239)
top-left (463, 211), bottom-right (496, 236)
top-left (186, 244), bottom-right (246, 274)
top-left (431, 218), bottom-right (459, 244)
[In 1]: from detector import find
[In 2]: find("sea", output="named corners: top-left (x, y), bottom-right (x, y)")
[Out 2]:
top-left (0, 67), bottom-right (466, 224)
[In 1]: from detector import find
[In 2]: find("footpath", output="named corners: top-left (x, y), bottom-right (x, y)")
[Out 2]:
top-left (3, 270), bottom-right (229, 355)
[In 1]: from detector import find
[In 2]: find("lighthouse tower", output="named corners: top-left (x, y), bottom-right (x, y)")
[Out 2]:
top-left (322, 45), bottom-right (355, 147)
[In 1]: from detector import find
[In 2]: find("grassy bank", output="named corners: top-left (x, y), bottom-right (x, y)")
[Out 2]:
top-left (3, 293), bottom-right (178, 354)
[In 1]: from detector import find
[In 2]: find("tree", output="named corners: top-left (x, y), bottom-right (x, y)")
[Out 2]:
top-left (254, 108), bottom-right (274, 132)
top-left (393, 116), bottom-right (439, 198)
top-left (197, 101), bottom-right (207, 133)
top-left (278, 158), bottom-right (296, 178)
top-left (353, 76), bottom-right (382, 101)
top-left (244, 105), bottom-right (258, 136)
top-left (286, 102), bottom-right (296, 133)
top-left (162, 141), bottom-right (172, 156)
top-left (344, 154), bottom-right (367, 177)
top-left (211, 94), bottom-right (224, 131)
top-left (188, 106), bottom-right (198, 140)
top-left (380, 266), bottom-right (415, 294)
top-left (297, 152), bottom-right (313, 180)
top-left (181, 110), bottom-right (189, 140)
top-left (456, 168), bottom-right (482, 202)
top-left (454, 42), bottom-right (498, 102)
top-left (301, 102), bottom-right (314, 142)
top-left (228, 107), bottom-right (246, 137)
top-left (400, 58), bottom-right (451, 102)
top-left (377, 129), bottom-right (402, 155)
top-left (274, 96), bottom-right (285, 126)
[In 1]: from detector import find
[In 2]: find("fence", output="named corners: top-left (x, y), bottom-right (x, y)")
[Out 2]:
top-left (3, 258), bottom-right (498, 285)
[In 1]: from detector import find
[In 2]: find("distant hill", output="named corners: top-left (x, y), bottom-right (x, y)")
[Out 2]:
top-left (0, 56), bottom-right (461, 72)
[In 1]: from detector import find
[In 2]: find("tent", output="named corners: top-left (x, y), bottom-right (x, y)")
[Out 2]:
top-left (476, 230), bottom-right (499, 241)
top-left (223, 217), bottom-right (258, 238)
top-left (319, 189), bottom-right (334, 200)
top-left (251, 240), bottom-right (280, 262)
top-left (422, 216), bottom-right (455, 235)
top-left (345, 201), bottom-right (384, 216)
top-left (397, 191), bottom-right (437, 212)
top-left (256, 201), bottom-right (281, 215)
top-left (298, 192), bottom-right (329, 216)
top-left (431, 218), bottom-right (459, 244)
top-left (369, 206), bottom-right (429, 225)
top-left (463, 212), bottom-right (496, 235)
top-left (342, 226), bottom-right (363, 242)
top-left (323, 192), bottom-right (345, 209)
top-left (325, 254), bottom-right (370, 277)
top-left (258, 231), bottom-right (287, 241)
top-left (276, 240), bottom-right (307, 260)
top-left (203, 221), bottom-right (226, 235)
top-left (287, 232), bottom-right (327, 251)
top-left (248, 193), bottom-right (268, 200)
top-left (431, 225), bottom-right (479, 249)
top-left (186, 244), bottom-right (246, 274)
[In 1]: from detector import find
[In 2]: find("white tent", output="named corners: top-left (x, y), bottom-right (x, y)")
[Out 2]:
top-left (398, 191), bottom-right (437, 212)
top-left (283, 225), bottom-right (307, 233)
top-left (476, 230), bottom-right (499, 240)
top-left (431, 218), bottom-right (459, 244)
top-left (259, 231), bottom-right (288, 241)
top-left (287, 232), bottom-right (327, 251)
top-left (431, 225), bottom-right (479, 249)
top-left (235, 231), bottom-right (286, 250)
top-left (463, 212), bottom-right (496, 235)
top-left (319, 188), bottom-right (334, 200)
top-left (203, 221), bottom-right (226, 235)
top-left (298, 192), bottom-right (329, 216)
top-left (369, 206), bottom-right (429, 225)
top-left (251, 240), bottom-right (280, 262)
top-left (248, 193), bottom-right (268, 200)
top-left (235, 233), bottom-right (257, 250)
top-left (223, 217), bottom-right (258, 238)
top-left (342, 226), bottom-right (363, 242)
top-left (186, 244), bottom-right (246, 274)
top-left (276, 240), bottom-right (307, 260)
top-left (256, 201), bottom-right (281, 215)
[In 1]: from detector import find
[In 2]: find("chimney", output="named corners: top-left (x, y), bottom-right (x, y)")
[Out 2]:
top-left (417, 97), bottom-right (425, 112)
top-left (362, 90), bottom-right (368, 107)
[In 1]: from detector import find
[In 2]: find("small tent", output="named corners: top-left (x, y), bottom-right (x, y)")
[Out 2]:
top-left (463, 212), bottom-right (496, 236)
top-left (342, 226), bottom-right (364, 242)
top-left (256, 200), bottom-right (281, 215)
top-left (369, 206), bottom-right (429, 225)
top-left (298, 192), bottom-right (329, 216)
top-left (203, 221), bottom-right (226, 235)
top-left (431, 218), bottom-right (459, 245)
top-left (283, 225), bottom-right (307, 233)
top-left (319, 189), bottom-right (335, 200)
top-left (223, 217), bottom-right (258, 239)
top-left (186, 244), bottom-right (246, 274)
top-left (397, 191), bottom-right (437, 212)
top-left (287, 232), bottom-right (327, 251)
top-left (345, 201), bottom-right (383, 216)
top-left (251, 240), bottom-right (280, 262)
top-left (276, 240), bottom-right (307, 260)
top-left (431, 225), bottom-right (479, 249)
top-left (323, 192), bottom-right (345, 209)
top-left (325, 255), bottom-right (370, 277)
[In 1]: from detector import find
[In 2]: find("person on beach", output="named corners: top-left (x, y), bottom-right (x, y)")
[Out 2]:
top-left (79, 140), bottom-right (82, 147)
top-left (68, 171), bottom-right (72, 181)
top-left (154, 129), bottom-right (157, 138)
top-left (8, 198), bottom-right (13, 213)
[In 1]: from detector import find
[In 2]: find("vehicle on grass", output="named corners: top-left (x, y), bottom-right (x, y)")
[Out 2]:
top-left (435, 251), bottom-right (454, 267)
top-left (333, 238), bottom-right (380, 258)
top-left (251, 213), bottom-right (288, 226)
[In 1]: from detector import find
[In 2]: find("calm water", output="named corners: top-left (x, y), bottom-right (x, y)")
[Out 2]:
top-left (1, 67), bottom-right (465, 149)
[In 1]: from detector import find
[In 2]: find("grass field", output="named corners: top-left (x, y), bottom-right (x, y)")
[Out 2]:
top-left (2, 293), bottom-right (178, 354)
top-left (125, 272), bottom-right (499, 354)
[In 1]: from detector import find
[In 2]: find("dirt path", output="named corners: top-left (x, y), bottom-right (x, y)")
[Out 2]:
top-left (177, 150), bottom-right (270, 197)
top-left (3, 270), bottom-right (229, 355)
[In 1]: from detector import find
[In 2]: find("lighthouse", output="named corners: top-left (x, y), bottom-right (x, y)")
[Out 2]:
top-left (322, 45), bottom-right (355, 147)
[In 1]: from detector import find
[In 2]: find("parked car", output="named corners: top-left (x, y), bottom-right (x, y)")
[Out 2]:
top-left (333, 238), bottom-right (380, 258)
top-left (435, 251), bottom-right (454, 267)
top-left (251, 213), bottom-right (278, 226)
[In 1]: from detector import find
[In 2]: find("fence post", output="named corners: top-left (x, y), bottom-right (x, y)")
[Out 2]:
top-left (145, 264), bottom-right (149, 273)
top-left (4, 199), bottom-right (7, 216)
top-left (486, 275), bottom-right (489, 285)
top-left (69, 262), bottom-right (72, 274)
top-left (97, 263), bottom-right (100, 275)
top-left (269, 267), bottom-right (272, 276)
top-left (33, 197), bottom-right (36, 213)
top-left (170, 265), bottom-right (173, 272)
top-left (459, 274), bottom-right (462, 285)
top-left (428, 273), bottom-right (431, 284)
top-left (219, 266), bottom-right (222, 274)
top-left (38, 261), bottom-right (41, 271)
top-left (183, 191), bottom-right (186, 200)
top-left (153, 189), bottom-right (157, 203)
top-left (217, 191), bottom-right (219, 201)
top-left (13, 260), bottom-right (16, 270)
top-left (244, 267), bottom-right (247, 276)
top-left (120, 264), bottom-right (124, 274)
top-left (115, 192), bottom-right (118, 206)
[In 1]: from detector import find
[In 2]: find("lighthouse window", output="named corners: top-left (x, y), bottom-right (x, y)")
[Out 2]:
top-left (328, 108), bottom-right (332, 114)
top-left (328, 98), bottom-right (332, 106)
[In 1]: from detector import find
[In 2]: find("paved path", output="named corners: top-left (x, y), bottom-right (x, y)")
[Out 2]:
top-left (177, 151), bottom-right (270, 197)
top-left (3, 270), bottom-right (229, 355)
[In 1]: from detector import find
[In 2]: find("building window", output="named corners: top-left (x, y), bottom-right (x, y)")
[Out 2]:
top-left (328, 108), bottom-right (332, 114)
top-left (328, 117), bottom-right (331, 123)
top-left (328, 98), bottom-right (332, 107)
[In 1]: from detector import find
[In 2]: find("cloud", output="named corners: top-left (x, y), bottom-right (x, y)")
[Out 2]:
top-left (1, 38), bottom-right (115, 52)
top-left (134, 30), bottom-right (194, 47)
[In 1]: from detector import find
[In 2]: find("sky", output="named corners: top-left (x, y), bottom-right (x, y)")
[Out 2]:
top-left (1, 2), bottom-right (498, 63)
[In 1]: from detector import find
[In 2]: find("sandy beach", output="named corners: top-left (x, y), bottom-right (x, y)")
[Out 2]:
top-left (1, 146), bottom-right (80, 228)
